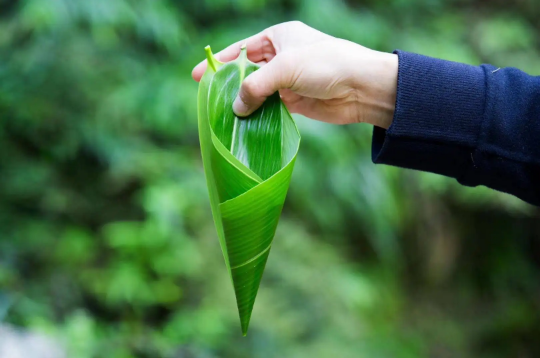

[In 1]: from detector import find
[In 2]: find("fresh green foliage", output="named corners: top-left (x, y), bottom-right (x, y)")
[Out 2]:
top-left (198, 45), bottom-right (300, 335)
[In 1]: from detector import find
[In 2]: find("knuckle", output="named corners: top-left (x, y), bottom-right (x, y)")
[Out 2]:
top-left (289, 20), bottom-right (305, 27)
top-left (276, 20), bottom-right (304, 31)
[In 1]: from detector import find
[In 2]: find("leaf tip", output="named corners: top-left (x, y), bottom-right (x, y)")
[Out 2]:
top-left (241, 321), bottom-right (249, 336)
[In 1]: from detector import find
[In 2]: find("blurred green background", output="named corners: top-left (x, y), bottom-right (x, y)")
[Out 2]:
top-left (1, 0), bottom-right (540, 357)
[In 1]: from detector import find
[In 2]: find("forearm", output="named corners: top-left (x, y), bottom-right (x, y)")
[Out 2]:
top-left (372, 51), bottom-right (540, 206)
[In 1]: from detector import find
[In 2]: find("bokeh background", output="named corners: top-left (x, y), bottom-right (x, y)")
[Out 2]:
top-left (1, 0), bottom-right (540, 357)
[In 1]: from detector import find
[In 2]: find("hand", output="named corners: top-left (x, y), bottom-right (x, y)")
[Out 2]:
top-left (192, 21), bottom-right (398, 129)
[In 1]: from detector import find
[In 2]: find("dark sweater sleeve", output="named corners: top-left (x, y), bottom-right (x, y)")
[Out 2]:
top-left (372, 50), bottom-right (540, 206)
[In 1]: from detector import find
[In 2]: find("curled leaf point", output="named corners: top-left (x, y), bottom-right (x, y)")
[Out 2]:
top-left (197, 45), bottom-right (300, 335)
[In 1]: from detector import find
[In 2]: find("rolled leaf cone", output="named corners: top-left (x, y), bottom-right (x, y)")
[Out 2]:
top-left (197, 45), bottom-right (300, 335)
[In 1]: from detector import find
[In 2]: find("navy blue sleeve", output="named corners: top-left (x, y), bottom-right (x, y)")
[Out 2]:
top-left (372, 50), bottom-right (540, 206)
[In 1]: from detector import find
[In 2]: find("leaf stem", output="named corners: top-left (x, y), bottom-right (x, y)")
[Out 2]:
top-left (205, 45), bottom-right (219, 72)
top-left (238, 43), bottom-right (248, 82)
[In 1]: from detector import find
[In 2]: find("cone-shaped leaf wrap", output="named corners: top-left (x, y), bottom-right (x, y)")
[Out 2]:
top-left (197, 45), bottom-right (300, 335)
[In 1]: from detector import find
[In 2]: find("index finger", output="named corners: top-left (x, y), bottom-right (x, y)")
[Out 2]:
top-left (191, 31), bottom-right (269, 82)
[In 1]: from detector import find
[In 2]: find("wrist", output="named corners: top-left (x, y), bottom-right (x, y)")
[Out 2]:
top-left (373, 52), bottom-right (398, 129)
top-left (353, 50), bottom-right (398, 129)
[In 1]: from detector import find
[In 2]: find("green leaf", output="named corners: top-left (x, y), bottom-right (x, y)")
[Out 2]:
top-left (197, 45), bottom-right (300, 335)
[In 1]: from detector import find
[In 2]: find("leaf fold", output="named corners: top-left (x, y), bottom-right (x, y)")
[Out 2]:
top-left (197, 45), bottom-right (300, 335)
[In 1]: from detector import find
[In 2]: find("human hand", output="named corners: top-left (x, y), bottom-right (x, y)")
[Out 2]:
top-left (192, 21), bottom-right (398, 129)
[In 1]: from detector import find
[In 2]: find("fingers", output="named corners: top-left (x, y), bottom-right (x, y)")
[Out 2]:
top-left (191, 32), bottom-right (268, 82)
top-left (233, 54), bottom-right (296, 117)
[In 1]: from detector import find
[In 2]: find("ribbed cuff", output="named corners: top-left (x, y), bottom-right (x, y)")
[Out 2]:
top-left (372, 50), bottom-right (487, 180)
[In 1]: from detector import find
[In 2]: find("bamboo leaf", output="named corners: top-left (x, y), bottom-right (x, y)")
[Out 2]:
top-left (197, 45), bottom-right (300, 335)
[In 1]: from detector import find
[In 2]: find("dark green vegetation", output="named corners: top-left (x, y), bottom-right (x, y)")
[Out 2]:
top-left (0, 0), bottom-right (539, 357)
top-left (198, 46), bottom-right (299, 335)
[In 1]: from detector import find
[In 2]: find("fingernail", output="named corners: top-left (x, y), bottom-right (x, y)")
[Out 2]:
top-left (233, 96), bottom-right (250, 117)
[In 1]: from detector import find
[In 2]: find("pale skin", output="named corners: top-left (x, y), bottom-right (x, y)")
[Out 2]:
top-left (191, 21), bottom-right (398, 129)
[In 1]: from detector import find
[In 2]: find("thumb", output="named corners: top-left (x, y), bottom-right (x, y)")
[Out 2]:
top-left (233, 54), bottom-right (295, 117)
